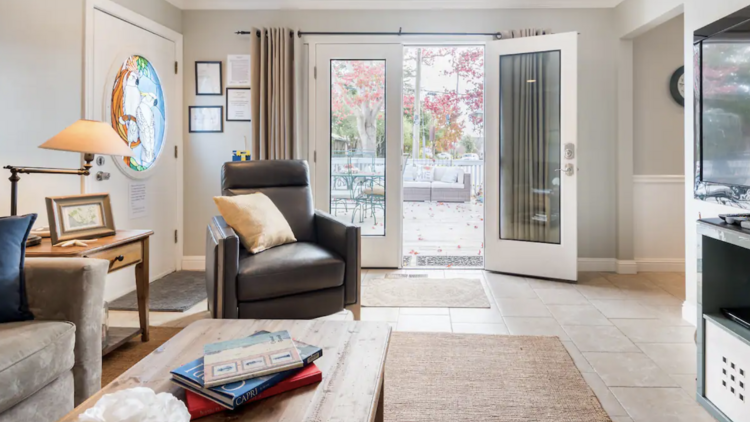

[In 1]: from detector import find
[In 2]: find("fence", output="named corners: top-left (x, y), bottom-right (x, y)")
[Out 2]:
top-left (330, 156), bottom-right (485, 195)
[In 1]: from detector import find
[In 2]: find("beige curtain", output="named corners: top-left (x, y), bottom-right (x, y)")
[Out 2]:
top-left (499, 29), bottom-right (561, 243)
top-left (250, 28), bottom-right (296, 160)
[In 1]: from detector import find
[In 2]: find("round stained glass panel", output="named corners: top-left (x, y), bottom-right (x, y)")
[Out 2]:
top-left (111, 55), bottom-right (166, 172)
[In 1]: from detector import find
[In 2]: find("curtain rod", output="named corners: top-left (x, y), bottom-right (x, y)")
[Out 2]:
top-left (235, 29), bottom-right (503, 40)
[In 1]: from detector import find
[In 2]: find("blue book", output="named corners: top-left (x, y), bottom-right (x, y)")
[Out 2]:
top-left (170, 332), bottom-right (322, 409)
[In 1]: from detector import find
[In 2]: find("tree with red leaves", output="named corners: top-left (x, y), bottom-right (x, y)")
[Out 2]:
top-left (331, 61), bottom-right (385, 153)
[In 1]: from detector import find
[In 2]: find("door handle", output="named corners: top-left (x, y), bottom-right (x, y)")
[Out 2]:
top-left (555, 164), bottom-right (575, 176)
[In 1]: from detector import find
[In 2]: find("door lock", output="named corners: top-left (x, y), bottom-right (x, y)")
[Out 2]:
top-left (96, 171), bottom-right (111, 181)
top-left (555, 164), bottom-right (575, 176)
top-left (564, 143), bottom-right (575, 160)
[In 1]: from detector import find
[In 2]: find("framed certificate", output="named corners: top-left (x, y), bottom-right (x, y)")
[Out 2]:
top-left (226, 88), bottom-right (251, 122)
top-left (195, 61), bottom-right (222, 95)
top-left (189, 106), bottom-right (223, 133)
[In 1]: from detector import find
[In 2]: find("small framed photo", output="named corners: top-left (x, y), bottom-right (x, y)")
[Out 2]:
top-left (195, 61), bottom-right (222, 95)
top-left (46, 193), bottom-right (116, 245)
top-left (226, 88), bottom-right (251, 122)
top-left (189, 106), bottom-right (224, 133)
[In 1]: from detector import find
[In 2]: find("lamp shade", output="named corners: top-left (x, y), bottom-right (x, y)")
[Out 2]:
top-left (38, 119), bottom-right (133, 157)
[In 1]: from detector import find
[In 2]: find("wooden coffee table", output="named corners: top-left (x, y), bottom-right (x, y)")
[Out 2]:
top-left (59, 319), bottom-right (392, 421)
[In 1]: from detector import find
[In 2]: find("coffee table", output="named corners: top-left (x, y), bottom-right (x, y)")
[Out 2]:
top-left (59, 319), bottom-right (392, 421)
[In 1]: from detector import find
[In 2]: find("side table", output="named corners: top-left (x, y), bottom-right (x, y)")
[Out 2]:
top-left (26, 229), bottom-right (154, 355)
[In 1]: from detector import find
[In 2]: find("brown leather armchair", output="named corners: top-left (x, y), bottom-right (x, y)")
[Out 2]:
top-left (206, 160), bottom-right (361, 320)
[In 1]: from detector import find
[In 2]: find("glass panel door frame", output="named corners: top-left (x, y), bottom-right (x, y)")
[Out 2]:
top-left (484, 32), bottom-right (578, 281)
top-left (311, 42), bottom-right (404, 268)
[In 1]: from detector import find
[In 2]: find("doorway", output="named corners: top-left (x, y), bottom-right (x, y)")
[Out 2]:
top-left (401, 45), bottom-right (486, 269)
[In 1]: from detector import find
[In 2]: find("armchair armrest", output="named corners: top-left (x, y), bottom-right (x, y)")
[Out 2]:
top-left (314, 211), bottom-right (361, 307)
top-left (24, 257), bottom-right (108, 406)
top-left (206, 216), bottom-right (240, 319)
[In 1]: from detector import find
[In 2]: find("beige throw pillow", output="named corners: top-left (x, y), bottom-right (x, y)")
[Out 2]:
top-left (213, 193), bottom-right (296, 254)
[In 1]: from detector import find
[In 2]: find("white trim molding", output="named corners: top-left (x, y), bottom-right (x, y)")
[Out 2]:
top-left (182, 256), bottom-right (206, 271)
top-left (617, 260), bottom-right (638, 274)
top-left (179, 0), bottom-right (625, 10)
top-left (578, 258), bottom-right (617, 272)
top-left (633, 174), bottom-right (685, 184)
top-left (635, 258), bottom-right (685, 272)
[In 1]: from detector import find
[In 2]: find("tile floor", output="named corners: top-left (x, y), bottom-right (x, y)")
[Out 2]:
top-left (111, 269), bottom-right (716, 422)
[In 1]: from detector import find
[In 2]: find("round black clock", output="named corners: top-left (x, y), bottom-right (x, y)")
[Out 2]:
top-left (670, 66), bottom-right (685, 106)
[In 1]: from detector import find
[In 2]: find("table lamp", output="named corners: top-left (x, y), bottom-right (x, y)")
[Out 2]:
top-left (4, 119), bottom-right (133, 216)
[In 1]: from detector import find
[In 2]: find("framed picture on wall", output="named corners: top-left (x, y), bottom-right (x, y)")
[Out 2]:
top-left (195, 61), bottom-right (222, 95)
top-left (189, 106), bottom-right (224, 133)
top-left (226, 88), bottom-right (251, 122)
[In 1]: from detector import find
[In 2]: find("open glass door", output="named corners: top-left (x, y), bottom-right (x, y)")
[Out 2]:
top-left (314, 43), bottom-right (403, 268)
top-left (485, 32), bottom-right (578, 281)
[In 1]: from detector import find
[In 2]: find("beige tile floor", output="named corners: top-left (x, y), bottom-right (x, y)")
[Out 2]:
top-left (111, 269), bottom-right (715, 422)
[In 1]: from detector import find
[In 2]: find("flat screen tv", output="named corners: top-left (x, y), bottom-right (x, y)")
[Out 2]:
top-left (695, 6), bottom-right (750, 207)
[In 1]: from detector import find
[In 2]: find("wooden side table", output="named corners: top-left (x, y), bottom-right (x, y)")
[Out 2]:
top-left (26, 229), bottom-right (154, 355)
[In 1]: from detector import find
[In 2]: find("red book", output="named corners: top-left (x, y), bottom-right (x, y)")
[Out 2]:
top-left (185, 364), bottom-right (322, 420)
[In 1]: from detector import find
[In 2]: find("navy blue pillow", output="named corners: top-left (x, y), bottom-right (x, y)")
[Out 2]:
top-left (0, 213), bottom-right (37, 323)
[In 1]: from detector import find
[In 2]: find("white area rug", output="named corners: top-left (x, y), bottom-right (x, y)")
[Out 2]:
top-left (361, 277), bottom-right (490, 308)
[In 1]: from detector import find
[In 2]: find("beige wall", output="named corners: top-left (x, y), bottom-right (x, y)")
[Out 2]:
top-left (633, 15), bottom-right (684, 175)
top-left (181, 8), bottom-right (620, 259)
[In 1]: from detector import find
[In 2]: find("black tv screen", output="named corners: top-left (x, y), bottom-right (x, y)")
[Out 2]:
top-left (701, 40), bottom-right (750, 187)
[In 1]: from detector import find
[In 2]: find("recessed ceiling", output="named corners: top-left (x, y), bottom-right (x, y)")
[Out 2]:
top-left (169, 0), bottom-right (627, 10)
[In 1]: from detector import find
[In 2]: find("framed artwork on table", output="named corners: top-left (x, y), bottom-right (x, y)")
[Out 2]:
top-left (189, 106), bottom-right (224, 133)
top-left (45, 193), bottom-right (116, 245)
top-left (226, 88), bottom-right (251, 122)
top-left (195, 61), bottom-right (222, 95)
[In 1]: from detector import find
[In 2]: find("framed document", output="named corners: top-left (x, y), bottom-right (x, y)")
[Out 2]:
top-left (195, 61), bottom-right (222, 95)
top-left (189, 106), bottom-right (224, 133)
top-left (226, 88), bottom-right (251, 122)
top-left (227, 54), bottom-right (251, 86)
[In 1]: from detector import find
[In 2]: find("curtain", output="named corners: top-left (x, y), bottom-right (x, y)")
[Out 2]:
top-left (250, 28), bottom-right (296, 160)
top-left (499, 29), bottom-right (561, 243)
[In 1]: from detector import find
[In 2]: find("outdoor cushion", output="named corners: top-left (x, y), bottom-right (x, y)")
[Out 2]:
top-left (237, 242), bottom-right (345, 302)
top-left (440, 167), bottom-right (461, 183)
top-left (416, 166), bottom-right (434, 182)
top-left (432, 181), bottom-right (465, 189)
top-left (404, 181), bottom-right (432, 189)
top-left (0, 320), bottom-right (75, 413)
top-left (0, 214), bottom-right (37, 323)
top-left (403, 166), bottom-right (417, 181)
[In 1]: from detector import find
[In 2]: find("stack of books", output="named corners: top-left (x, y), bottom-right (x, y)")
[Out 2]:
top-left (170, 330), bottom-right (323, 419)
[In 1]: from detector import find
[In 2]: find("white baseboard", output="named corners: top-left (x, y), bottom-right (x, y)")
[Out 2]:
top-left (682, 301), bottom-right (697, 327)
top-left (182, 256), bottom-right (206, 271)
top-left (182, 255), bottom-right (685, 274)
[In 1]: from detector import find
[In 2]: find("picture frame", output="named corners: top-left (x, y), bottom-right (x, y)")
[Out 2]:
top-left (46, 193), bottom-right (116, 245)
top-left (226, 88), bottom-right (252, 122)
top-left (189, 106), bottom-right (224, 133)
top-left (195, 61), bottom-right (222, 95)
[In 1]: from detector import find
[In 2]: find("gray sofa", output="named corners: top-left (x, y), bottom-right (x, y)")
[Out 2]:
top-left (0, 258), bottom-right (108, 422)
top-left (404, 167), bottom-right (472, 203)
top-left (206, 160), bottom-right (362, 320)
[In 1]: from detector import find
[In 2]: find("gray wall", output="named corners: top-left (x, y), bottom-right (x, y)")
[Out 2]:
top-left (0, 0), bottom-right (180, 225)
top-left (182, 8), bottom-right (620, 259)
top-left (633, 14), bottom-right (684, 175)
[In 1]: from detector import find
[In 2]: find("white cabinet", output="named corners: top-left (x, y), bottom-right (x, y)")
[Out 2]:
top-left (706, 318), bottom-right (750, 422)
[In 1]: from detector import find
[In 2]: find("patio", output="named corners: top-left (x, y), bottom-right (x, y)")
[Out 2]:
top-left (330, 199), bottom-right (485, 268)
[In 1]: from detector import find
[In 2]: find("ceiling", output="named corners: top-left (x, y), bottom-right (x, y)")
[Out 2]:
top-left (168, 0), bottom-right (627, 10)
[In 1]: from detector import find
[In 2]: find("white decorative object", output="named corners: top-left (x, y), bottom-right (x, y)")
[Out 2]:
top-left (77, 387), bottom-right (190, 422)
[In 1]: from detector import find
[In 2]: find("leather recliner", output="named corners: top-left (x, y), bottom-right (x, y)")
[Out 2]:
top-left (205, 160), bottom-right (361, 320)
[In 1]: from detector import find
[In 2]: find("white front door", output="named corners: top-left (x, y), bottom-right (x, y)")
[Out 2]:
top-left (484, 33), bottom-right (578, 281)
top-left (313, 43), bottom-right (403, 268)
top-left (90, 9), bottom-right (180, 282)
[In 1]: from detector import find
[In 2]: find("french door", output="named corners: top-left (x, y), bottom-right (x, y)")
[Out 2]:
top-left (484, 33), bottom-right (579, 281)
top-left (313, 43), bottom-right (403, 268)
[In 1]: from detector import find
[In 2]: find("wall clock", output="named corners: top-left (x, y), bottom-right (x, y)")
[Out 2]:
top-left (670, 66), bottom-right (685, 107)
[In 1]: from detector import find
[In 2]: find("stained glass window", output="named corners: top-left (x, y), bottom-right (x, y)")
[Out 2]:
top-left (111, 55), bottom-right (166, 172)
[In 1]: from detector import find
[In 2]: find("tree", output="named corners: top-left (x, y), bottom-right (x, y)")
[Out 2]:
top-left (331, 61), bottom-right (385, 153)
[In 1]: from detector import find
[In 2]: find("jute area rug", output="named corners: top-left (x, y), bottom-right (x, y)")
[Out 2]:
top-left (102, 326), bottom-right (182, 386)
top-left (385, 332), bottom-right (611, 422)
top-left (362, 277), bottom-right (491, 308)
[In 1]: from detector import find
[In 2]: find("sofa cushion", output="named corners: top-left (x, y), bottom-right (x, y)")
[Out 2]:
top-left (432, 181), bottom-right (465, 189)
top-left (0, 321), bottom-right (75, 414)
top-left (0, 214), bottom-right (37, 323)
top-left (439, 167), bottom-right (462, 183)
top-left (404, 181), bottom-right (432, 189)
top-left (237, 242), bottom-right (345, 302)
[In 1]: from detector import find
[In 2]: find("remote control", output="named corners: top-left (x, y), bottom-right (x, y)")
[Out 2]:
top-left (719, 213), bottom-right (750, 224)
